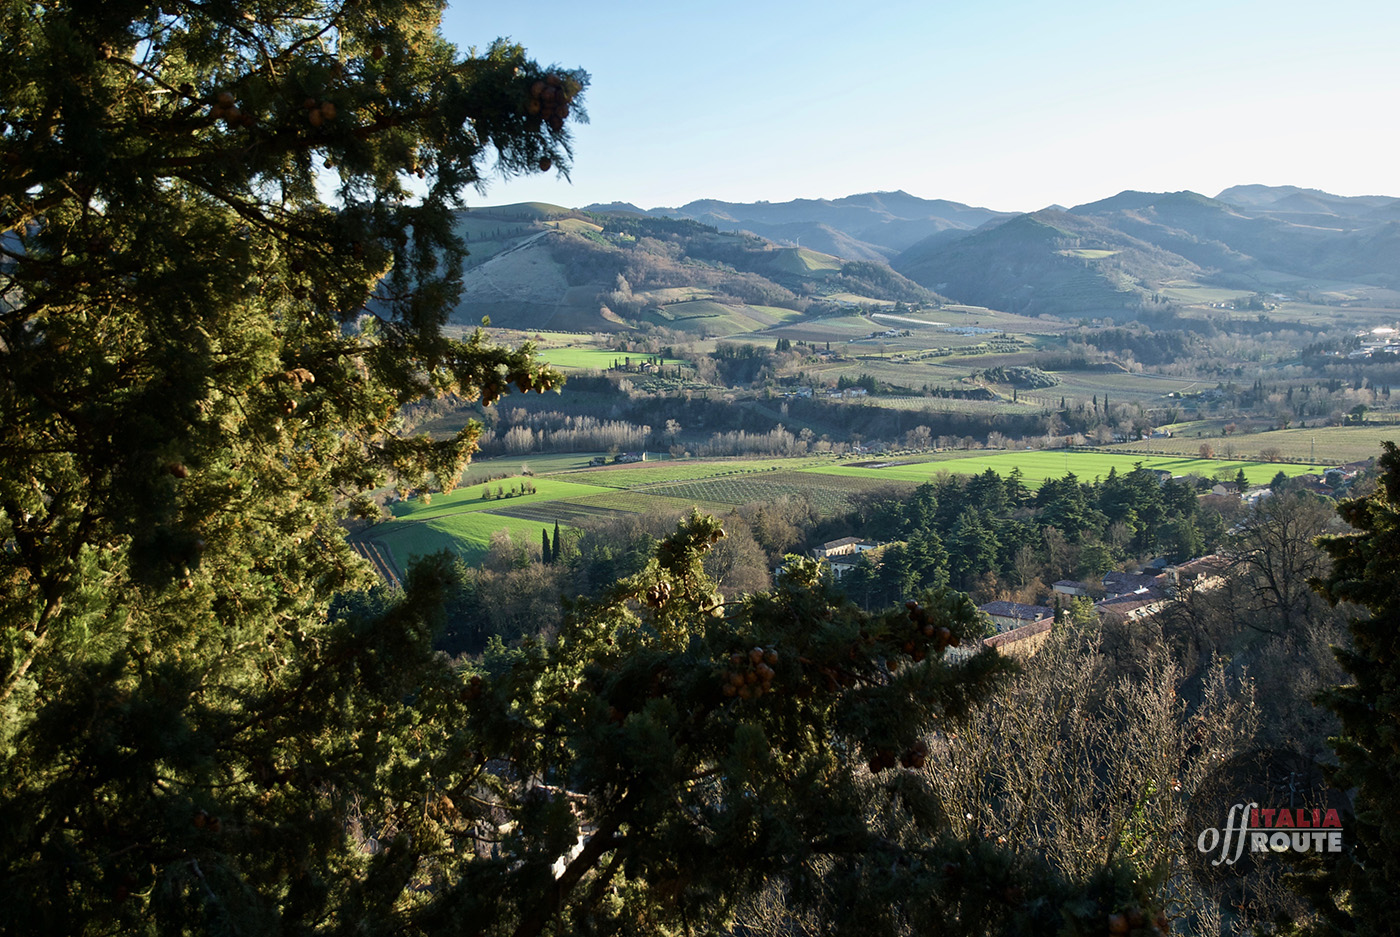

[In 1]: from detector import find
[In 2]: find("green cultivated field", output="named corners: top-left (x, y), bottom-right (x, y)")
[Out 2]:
top-left (361, 447), bottom-right (1341, 576)
top-left (643, 470), bottom-right (909, 515)
top-left (1157, 284), bottom-right (1255, 305)
top-left (1115, 426), bottom-right (1398, 464)
top-left (391, 476), bottom-right (610, 520)
top-left (803, 452), bottom-right (1324, 487)
top-left (559, 458), bottom-right (834, 488)
top-left (561, 490), bottom-right (733, 517)
top-left (766, 314), bottom-right (886, 342)
top-left (370, 511), bottom-right (571, 567)
top-left (460, 452), bottom-right (613, 483)
top-left (768, 247), bottom-right (842, 276)
top-left (825, 292), bottom-right (896, 306)
top-left (644, 300), bottom-right (803, 336)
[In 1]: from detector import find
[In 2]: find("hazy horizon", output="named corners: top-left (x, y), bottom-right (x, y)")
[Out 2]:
top-left (442, 0), bottom-right (1400, 213)
top-left (480, 182), bottom-right (1397, 216)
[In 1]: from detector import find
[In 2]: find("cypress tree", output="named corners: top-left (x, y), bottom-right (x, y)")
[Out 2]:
top-left (1302, 441), bottom-right (1400, 934)
top-left (542, 528), bottom-right (552, 564)
top-left (552, 520), bottom-right (562, 562)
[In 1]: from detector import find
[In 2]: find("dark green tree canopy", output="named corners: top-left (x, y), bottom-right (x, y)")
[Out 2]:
top-left (1302, 442), bottom-right (1400, 935)
top-left (0, 0), bottom-right (585, 931)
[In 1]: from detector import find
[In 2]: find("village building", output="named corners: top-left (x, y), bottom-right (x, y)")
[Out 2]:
top-left (980, 618), bottom-right (1054, 658)
top-left (1096, 589), bottom-right (1169, 623)
top-left (1052, 579), bottom-right (1090, 598)
top-left (1161, 555), bottom-right (1228, 596)
top-left (1094, 554), bottom-right (1227, 621)
top-left (1101, 571), bottom-right (1159, 599)
top-left (811, 536), bottom-right (878, 559)
top-left (809, 537), bottom-right (881, 580)
top-left (978, 600), bottom-right (1054, 634)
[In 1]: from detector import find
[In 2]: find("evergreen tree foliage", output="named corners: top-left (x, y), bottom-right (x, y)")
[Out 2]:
top-left (553, 520), bottom-right (562, 563)
top-left (0, 0), bottom-right (584, 931)
top-left (1300, 442), bottom-right (1400, 934)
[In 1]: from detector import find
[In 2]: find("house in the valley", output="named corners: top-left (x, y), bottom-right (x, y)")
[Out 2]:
top-left (978, 600), bottom-right (1054, 634)
top-left (812, 537), bottom-right (877, 560)
top-left (1052, 579), bottom-right (1091, 598)
top-left (981, 618), bottom-right (1054, 658)
top-left (810, 537), bottom-right (880, 580)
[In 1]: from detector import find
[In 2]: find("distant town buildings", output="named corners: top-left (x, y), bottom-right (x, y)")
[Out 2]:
top-left (972, 555), bottom-right (1229, 655)
top-left (1348, 326), bottom-right (1400, 359)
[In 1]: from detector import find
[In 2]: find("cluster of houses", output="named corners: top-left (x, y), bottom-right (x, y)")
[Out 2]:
top-left (588, 452), bottom-right (647, 466)
top-left (808, 536), bottom-right (1230, 659)
top-left (1346, 326), bottom-right (1400, 359)
top-left (777, 386), bottom-right (868, 400)
top-left (977, 554), bottom-right (1230, 655)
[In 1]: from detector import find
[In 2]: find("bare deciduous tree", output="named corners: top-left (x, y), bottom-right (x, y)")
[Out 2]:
top-left (928, 623), bottom-right (1259, 935)
top-left (1224, 491), bottom-right (1340, 636)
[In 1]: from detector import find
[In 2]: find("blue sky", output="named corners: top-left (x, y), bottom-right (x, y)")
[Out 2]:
top-left (442, 1), bottom-right (1400, 212)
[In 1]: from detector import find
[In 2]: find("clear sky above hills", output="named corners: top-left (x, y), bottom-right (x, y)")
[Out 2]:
top-left (443, 0), bottom-right (1399, 213)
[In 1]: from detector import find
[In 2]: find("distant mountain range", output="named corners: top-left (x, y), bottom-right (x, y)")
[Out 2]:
top-left (584, 190), bottom-right (1015, 261)
top-left (451, 185), bottom-right (1399, 331)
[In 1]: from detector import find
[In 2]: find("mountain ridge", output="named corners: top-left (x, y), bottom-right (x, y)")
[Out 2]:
top-left (470, 185), bottom-right (1398, 327)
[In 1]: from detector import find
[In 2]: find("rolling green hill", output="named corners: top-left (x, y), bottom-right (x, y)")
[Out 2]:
top-left (447, 206), bottom-right (942, 336)
top-left (892, 211), bottom-right (1197, 320)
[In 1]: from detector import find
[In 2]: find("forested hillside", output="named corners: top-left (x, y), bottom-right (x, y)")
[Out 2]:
top-left (447, 206), bottom-right (942, 333)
